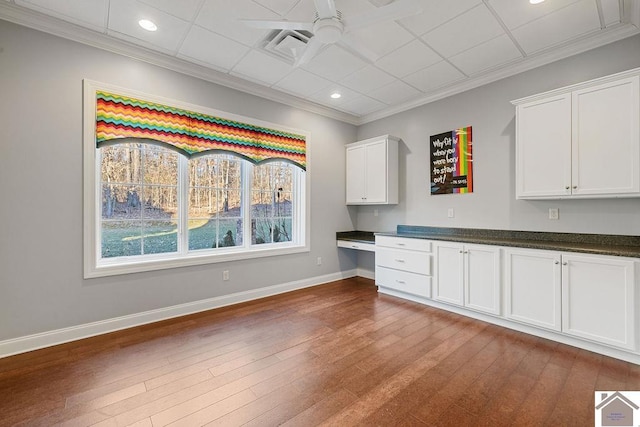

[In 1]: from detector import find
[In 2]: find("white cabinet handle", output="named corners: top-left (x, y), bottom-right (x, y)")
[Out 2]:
top-left (565, 186), bottom-right (570, 190)
top-left (395, 259), bottom-right (405, 263)
top-left (554, 260), bottom-right (560, 265)
top-left (562, 262), bottom-right (568, 266)
top-left (396, 243), bottom-right (406, 246)
top-left (396, 280), bottom-right (406, 284)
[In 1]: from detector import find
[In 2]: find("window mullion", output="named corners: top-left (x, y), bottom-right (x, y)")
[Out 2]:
top-left (178, 155), bottom-right (189, 254)
top-left (242, 162), bottom-right (252, 248)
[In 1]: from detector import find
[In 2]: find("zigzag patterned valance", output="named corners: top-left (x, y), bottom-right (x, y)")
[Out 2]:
top-left (95, 91), bottom-right (307, 170)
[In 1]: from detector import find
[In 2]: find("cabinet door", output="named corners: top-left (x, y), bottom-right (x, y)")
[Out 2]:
top-left (516, 94), bottom-right (572, 199)
top-left (464, 244), bottom-right (501, 315)
top-left (504, 248), bottom-right (561, 331)
top-left (363, 140), bottom-right (388, 203)
top-left (572, 76), bottom-right (640, 197)
top-left (561, 254), bottom-right (636, 350)
top-left (434, 242), bottom-right (464, 306)
top-left (346, 145), bottom-right (366, 204)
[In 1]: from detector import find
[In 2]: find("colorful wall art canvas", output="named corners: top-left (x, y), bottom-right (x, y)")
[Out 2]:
top-left (430, 126), bottom-right (473, 195)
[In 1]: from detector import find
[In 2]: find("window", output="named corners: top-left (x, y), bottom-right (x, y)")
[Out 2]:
top-left (84, 81), bottom-right (309, 278)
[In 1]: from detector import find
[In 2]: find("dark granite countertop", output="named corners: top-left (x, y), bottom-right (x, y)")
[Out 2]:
top-left (375, 226), bottom-right (640, 258)
top-left (336, 231), bottom-right (376, 244)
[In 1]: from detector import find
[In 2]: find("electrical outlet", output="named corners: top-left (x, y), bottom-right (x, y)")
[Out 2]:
top-left (447, 208), bottom-right (455, 218)
top-left (548, 208), bottom-right (559, 220)
top-left (317, 257), bottom-right (322, 266)
top-left (223, 270), bottom-right (229, 281)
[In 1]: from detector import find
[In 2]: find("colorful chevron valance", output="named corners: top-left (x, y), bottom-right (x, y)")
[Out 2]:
top-left (95, 91), bottom-right (307, 170)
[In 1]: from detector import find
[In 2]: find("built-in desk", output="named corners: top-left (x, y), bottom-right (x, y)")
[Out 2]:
top-left (336, 231), bottom-right (375, 252)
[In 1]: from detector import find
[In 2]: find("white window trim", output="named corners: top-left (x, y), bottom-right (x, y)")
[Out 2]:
top-left (83, 79), bottom-right (311, 278)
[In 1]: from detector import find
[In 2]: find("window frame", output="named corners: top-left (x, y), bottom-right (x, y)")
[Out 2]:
top-left (83, 80), bottom-right (310, 278)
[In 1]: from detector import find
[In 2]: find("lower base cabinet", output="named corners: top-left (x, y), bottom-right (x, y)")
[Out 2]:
top-left (376, 238), bottom-right (638, 360)
top-left (434, 242), bottom-right (501, 315)
top-left (504, 248), bottom-right (562, 331)
top-left (505, 248), bottom-right (636, 351)
top-left (562, 254), bottom-right (636, 350)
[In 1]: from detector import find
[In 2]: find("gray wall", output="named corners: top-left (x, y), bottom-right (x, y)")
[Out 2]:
top-left (355, 34), bottom-right (640, 237)
top-left (0, 20), bottom-right (358, 341)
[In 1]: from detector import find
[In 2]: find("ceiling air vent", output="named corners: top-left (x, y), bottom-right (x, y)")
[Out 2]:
top-left (262, 29), bottom-right (313, 64)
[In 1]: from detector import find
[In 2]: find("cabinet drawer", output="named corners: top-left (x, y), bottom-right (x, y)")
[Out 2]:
top-left (376, 247), bottom-right (431, 275)
top-left (376, 236), bottom-right (431, 252)
top-left (376, 266), bottom-right (431, 298)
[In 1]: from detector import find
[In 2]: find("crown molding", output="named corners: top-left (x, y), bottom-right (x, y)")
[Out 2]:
top-left (0, 2), bottom-right (361, 126)
top-left (1, 1), bottom-right (638, 127)
top-left (359, 22), bottom-right (640, 124)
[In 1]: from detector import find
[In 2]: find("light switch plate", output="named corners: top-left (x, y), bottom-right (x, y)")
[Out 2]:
top-left (548, 208), bottom-right (559, 220)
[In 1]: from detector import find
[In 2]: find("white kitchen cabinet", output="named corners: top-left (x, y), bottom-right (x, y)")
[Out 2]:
top-left (562, 253), bottom-right (636, 350)
top-left (375, 236), bottom-right (431, 298)
top-left (346, 135), bottom-right (398, 205)
top-left (434, 242), bottom-right (501, 315)
top-left (504, 248), bottom-right (562, 331)
top-left (513, 70), bottom-right (640, 199)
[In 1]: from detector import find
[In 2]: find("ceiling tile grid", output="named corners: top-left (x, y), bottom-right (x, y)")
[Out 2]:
top-left (2, 0), bottom-right (638, 122)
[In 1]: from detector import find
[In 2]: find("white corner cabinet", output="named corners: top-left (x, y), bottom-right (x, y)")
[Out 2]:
top-left (512, 69), bottom-right (640, 199)
top-left (346, 135), bottom-right (399, 205)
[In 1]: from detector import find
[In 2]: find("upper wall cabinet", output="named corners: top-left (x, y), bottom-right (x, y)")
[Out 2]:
top-left (346, 135), bottom-right (399, 205)
top-left (512, 69), bottom-right (640, 199)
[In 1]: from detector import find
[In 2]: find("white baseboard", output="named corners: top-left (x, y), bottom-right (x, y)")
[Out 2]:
top-left (356, 268), bottom-right (375, 280)
top-left (0, 270), bottom-right (357, 359)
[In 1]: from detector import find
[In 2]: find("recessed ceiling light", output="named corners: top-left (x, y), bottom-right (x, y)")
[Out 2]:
top-left (529, 0), bottom-right (545, 4)
top-left (330, 92), bottom-right (342, 99)
top-left (138, 19), bottom-right (158, 32)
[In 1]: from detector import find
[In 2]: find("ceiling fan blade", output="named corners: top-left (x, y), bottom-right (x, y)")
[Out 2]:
top-left (314, 0), bottom-right (337, 19)
top-left (338, 35), bottom-right (379, 64)
top-left (343, 0), bottom-right (422, 31)
top-left (239, 19), bottom-right (313, 32)
top-left (295, 36), bottom-right (325, 67)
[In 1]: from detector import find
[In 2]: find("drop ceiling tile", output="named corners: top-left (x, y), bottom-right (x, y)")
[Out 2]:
top-left (403, 60), bottom-right (465, 93)
top-left (230, 49), bottom-right (293, 85)
top-left (487, 0), bottom-right (580, 30)
top-left (253, 0), bottom-right (300, 16)
top-left (273, 68), bottom-right (333, 97)
top-left (108, 0), bottom-right (191, 52)
top-left (283, 0), bottom-right (317, 22)
top-left (376, 39), bottom-right (441, 78)
top-left (511, 0), bottom-right (601, 54)
top-left (337, 95), bottom-right (387, 116)
top-left (369, 80), bottom-right (421, 104)
top-left (339, 65), bottom-right (395, 94)
top-left (601, 0), bottom-right (621, 26)
top-left (422, 4), bottom-right (505, 58)
top-left (449, 34), bottom-right (522, 76)
top-left (196, 0), bottom-right (279, 47)
top-left (398, 0), bottom-right (481, 36)
top-left (302, 45), bottom-right (368, 81)
top-left (138, 0), bottom-right (203, 21)
top-left (178, 26), bottom-right (250, 72)
top-left (344, 20), bottom-right (414, 58)
top-left (14, 0), bottom-right (108, 30)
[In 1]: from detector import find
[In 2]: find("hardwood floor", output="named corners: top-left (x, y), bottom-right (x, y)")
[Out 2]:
top-left (1, 277), bottom-right (639, 426)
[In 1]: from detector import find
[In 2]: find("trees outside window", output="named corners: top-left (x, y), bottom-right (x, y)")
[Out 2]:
top-left (96, 144), bottom-right (303, 273)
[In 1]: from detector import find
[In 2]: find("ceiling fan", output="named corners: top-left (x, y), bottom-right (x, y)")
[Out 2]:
top-left (241, 0), bottom-right (422, 66)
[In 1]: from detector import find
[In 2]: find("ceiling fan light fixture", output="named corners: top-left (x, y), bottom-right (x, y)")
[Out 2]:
top-left (313, 18), bottom-right (344, 43)
top-left (330, 92), bottom-right (342, 99)
top-left (138, 19), bottom-right (157, 31)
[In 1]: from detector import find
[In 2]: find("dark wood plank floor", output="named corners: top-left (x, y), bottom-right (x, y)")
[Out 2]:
top-left (1, 277), bottom-right (639, 426)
